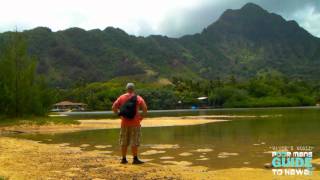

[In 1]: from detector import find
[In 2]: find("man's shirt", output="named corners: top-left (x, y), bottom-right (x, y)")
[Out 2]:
top-left (112, 92), bottom-right (147, 127)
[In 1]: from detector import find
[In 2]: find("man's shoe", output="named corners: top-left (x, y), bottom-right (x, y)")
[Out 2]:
top-left (121, 158), bottom-right (128, 164)
top-left (132, 158), bottom-right (144, 164)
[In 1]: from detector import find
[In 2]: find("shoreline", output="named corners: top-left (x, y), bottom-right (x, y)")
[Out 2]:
top-left (61, 106), bottom-right (320, 115)
top-left (0, 115), bottom-right (232, 134)
top-left (1, 106), bottom-right (318, 134)
top-left (0, 137), bottom-right (319, 179)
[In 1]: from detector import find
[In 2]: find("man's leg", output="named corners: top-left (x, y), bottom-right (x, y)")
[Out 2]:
top-left (121, 145), bottom-right (128, 164)
top-left (119, 127), bottom-right (129, 164)
top-left (122, 145), bottom-right (128, 157)
top-left (131, 145), bottom-right (138, 156)
top-left (132, 145), bottom-right (144, 164)
top-left (132, 127), bottom-right (144, 164)
top-left (131, 146), bottom-right (144, 164)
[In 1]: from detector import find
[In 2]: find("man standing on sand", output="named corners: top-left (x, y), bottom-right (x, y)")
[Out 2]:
top-left (112, 83), bottom-right (147, 164)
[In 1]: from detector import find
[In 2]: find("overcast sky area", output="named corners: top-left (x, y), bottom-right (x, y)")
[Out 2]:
top-left (0, 0), bottom-right (319, 38)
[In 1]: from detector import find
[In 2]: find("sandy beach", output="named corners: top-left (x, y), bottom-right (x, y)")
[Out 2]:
top-left (0, 137), bottom-right (319, 180)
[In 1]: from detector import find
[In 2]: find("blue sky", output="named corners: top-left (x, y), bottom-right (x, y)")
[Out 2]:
top-left (0, 0), bottom-right (319, 37)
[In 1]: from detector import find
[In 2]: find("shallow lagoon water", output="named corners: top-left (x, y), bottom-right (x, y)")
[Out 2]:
top-left (12, 107), bottom-right (320, 170)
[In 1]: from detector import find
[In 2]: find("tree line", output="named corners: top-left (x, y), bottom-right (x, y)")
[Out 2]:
top-left (0, 33), bottom-right (319, 118)
top-left (0, 33), bottom-right (55, 117)
top-left (62, 73), bottom-right (320, 110)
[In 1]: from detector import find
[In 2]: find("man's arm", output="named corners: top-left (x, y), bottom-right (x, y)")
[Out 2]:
top-left (112, 97), bottom-right (121, 115)
top-left (139, 97), bottom-right (148, 118)
top-left (112, 104), bottom-right (119, 114)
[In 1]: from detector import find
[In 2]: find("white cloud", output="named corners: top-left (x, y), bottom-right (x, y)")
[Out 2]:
top-left (291, 6), bottom-right (320, 37)
top-left (0, 0), bottom-right (202, 35)
top-left (0, 0), bottom-right (319, 37)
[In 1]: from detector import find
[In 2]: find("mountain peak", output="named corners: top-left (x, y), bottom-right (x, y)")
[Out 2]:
top-left (203, 2), bottom-right (314, 41)
top-left (241, 3), bottom-right (265, 11)
top-left (216, 2), bottom-right (268, 24)
top-left (238, 2), bottom-right (269, 16)
top-left (25, 27), bottom-right (52, 33)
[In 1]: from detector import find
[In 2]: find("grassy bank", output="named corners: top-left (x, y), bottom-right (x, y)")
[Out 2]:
top-left (0, 115), bottom-right (79, 127)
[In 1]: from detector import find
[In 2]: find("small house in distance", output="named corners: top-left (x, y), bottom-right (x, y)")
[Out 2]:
top-left (197, 96), bottom-right (209, 109)
top-left (52, 101), bottom-right (87, 112)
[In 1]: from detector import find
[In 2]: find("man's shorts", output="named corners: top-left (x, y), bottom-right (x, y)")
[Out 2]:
top-left (119, 126), bottom-right (141, 146)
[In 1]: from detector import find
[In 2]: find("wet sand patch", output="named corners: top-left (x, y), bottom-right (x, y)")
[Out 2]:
top-left (59, 143), bottom-right (70, 147)
top-left (194, 148), bottom-right (213, 153)
top-left (217, 152), bottom-right (239, 158)
top-left (263, 151), bottom-right (273, 154)
top-left (179, 152), bottom-right (193, 156)
top-left (162, 161), bottom-right (193, 166)
top-left (313, 158), bottom-right (320, 165)
top-left (141, 158), bottom-right (154, 162)
top-left (141, 150), bottom-right (166, 155)
top-left (94, 145), bottom-right (112, 149)
top-left (159, 156), bottom-right (175, 160)
top-left (80, 144), bottom-right (90, 148)
top-left (93, 150), bottom-right (113, 154)
top-left (217, 155), bottom-right (228, 158)
top-left (149, 144), bottom-right (179, 149)
top-left (218, 152), bottom-right (239, 156)
top-left (253, 142), bottom-right (266, 146)
top-left (68, 167), bottom-right (81, 171)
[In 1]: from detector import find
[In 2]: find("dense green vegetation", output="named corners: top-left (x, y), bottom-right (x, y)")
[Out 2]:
top-left (61, 71), bottom-right (319, 110)
top-left (0, 3), bottom-right (319, 120)
top-left (0, 3), bottom-right (319, 88)
top-left (0, 33), bottom-right (55, 117)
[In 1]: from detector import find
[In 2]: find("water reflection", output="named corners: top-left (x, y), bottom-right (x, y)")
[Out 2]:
top-left (12, 107), bottom-right (320, 170)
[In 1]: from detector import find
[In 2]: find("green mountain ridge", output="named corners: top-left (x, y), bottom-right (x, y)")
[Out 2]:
top-left (1, 2), bottom-right (319, 87)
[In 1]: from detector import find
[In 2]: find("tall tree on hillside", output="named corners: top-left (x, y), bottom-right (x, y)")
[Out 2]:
top-left (0, 32), bottom-right (55, 117)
